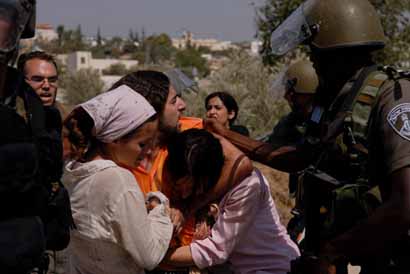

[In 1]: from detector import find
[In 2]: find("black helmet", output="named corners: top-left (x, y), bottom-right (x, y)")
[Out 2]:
top-left (0, 0), bottom-right (36, 63)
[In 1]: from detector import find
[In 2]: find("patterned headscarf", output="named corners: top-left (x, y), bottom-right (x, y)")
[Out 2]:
top-left (80, 85), bottom-right (156, 143)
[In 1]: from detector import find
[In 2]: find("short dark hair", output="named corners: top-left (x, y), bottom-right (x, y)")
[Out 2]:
top-left (205, 91), bottom-right (239, 125)
top-left (166, 129), bottom-right (224, 200)
top-left (17, 51), bottom-right (58, 75)
top-left (110, 70), bottom-right (170, 113)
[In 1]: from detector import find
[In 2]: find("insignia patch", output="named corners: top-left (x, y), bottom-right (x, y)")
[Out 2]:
top-left (387, 103), bottom-right (410, 141)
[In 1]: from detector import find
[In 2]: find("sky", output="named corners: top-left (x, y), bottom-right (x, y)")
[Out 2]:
top-left (38, 0), bottom-right (265, 42)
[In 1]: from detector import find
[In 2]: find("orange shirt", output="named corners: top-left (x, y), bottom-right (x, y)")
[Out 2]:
top-left (130, 116), bottom-right (203, 195)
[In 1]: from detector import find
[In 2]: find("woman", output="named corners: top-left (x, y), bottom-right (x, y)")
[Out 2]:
top-left (63, 85), bottom-right (173, 274)
top-left (164, 129), bottom-right (300, 274)
top-left (205, 91), bottom-right (249, 136)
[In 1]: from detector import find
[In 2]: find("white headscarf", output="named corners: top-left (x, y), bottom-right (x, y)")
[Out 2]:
top-left (80, 85), bottom-right (156, 143)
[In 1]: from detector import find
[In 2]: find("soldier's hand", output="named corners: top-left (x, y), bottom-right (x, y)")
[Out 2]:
top-left (204, 118), bottom-right (227, 136)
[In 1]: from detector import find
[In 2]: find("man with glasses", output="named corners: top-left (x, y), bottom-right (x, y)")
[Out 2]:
top-left (18, 51), bottom-right (59, 106)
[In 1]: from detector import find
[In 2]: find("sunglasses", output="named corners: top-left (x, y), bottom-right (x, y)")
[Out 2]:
top-left (26, 75), bottom-right (59, 84)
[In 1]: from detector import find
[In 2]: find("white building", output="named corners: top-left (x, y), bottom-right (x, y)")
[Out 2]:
top-left (172, 31), bottom-right (238, 51)
top-left (57, 51), bottom-right (139, 75)
top-left (35, 24), bottom-right (58, 41)
top-left (250, 40), bottom-right (262, 56)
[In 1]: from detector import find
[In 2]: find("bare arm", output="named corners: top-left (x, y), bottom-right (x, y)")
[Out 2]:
top-left (163, 246), bottom-right (194, 267)
top-left (204, 118), bottom-right (310, 173)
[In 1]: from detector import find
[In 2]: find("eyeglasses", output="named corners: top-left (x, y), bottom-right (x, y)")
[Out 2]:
top-left (26, 75), bottom-right (59, 84)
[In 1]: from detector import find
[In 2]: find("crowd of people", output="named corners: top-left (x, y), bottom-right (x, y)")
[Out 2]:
top-left (1, 0), bottom-right (410, 274)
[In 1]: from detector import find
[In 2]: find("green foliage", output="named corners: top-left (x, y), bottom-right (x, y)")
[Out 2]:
top-left (60, 68), bottom-right (104, 105)
top-left (40, 24), bottom-right (88, 54)
top-left (175, 46), bottom-right (210, 78)
top-left (102, 63), bottom-right (128, 75)
top-left (143, 33), bottom-right (175, 64)
top-left (184, 51), bottom-right (289, 138)
top-left (256, 0), bottom-right (410, 68)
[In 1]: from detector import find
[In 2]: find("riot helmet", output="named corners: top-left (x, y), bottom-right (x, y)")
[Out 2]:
top-left (0, 0), bottom-right (36, 63)
top-left (271, 60), bottom-right (318, 97)
top-left (270, 0), bottom-right (386, 55)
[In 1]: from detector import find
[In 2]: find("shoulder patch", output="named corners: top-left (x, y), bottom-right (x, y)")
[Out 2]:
top-left (387, 103), bottom-right (410, 141)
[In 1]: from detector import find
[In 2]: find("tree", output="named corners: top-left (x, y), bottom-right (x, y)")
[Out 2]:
top-left (102, 63), bottom-right (128, 76)
top-left (184, 50), bottom-right (289, 138)
top-left (175, 46), bottom-right (209, 78)
top-left (96, 27), bottom-right (102, 46)
top-left (56, 25), bottom-right (65, 47)
top-left (256, 0), bottom-right (410, 68)
top-left (144, 33), bottom-right (175, 64)
top-left (60, 68), bottom-right (105, 105)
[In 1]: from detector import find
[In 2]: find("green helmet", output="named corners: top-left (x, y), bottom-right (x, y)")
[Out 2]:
top-left (271, 60), bottom-right (318, 96)
top-left (286, 60), bottom-right (318, 94)
top-left (270, 0), bottom-right (386, 55)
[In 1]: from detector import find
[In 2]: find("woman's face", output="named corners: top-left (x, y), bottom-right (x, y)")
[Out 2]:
top-left (206, 96), bottom-right (235, 129)
top-left (109, 119), bottom-right (158, 168)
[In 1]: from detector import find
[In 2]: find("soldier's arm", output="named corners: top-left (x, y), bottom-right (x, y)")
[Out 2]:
top-left (323, 167), bottom-right (410, 260)
top-left (204, 118), bottom-right (310, 173)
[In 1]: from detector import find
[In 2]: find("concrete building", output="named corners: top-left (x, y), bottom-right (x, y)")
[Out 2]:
top-left (250, 40), bottom-right (262, 56)
top-left (57, 51), bottom-right (139, 75)
top-left (35, 24), bottom-right (58, 41)
top-left (172, 31), bottom-right (238, 51)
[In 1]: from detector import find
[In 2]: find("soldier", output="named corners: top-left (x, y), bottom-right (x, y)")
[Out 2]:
top-left (266, 60), bottom-right (318, 244)
top-left (267, 60), bottom-right (318, 149)
top-left (205, 0), bottom-right (410, 273)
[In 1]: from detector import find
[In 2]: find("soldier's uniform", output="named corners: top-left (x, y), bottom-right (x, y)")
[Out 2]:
top-left (267, 110), bottom-right (306, 150)
top-left (266, 0), bottom-right (410, 272)
top-left (292, 64), bottom-right (410, 274)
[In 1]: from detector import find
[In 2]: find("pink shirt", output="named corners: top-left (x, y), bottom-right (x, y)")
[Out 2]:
top-left (190, 170), bottom-right (300, 274)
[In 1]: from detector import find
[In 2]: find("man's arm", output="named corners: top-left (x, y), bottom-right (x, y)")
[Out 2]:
top-left (204, 118), bottom-right (310, 173)
top-left (323, 167), bottom-right (410, 260)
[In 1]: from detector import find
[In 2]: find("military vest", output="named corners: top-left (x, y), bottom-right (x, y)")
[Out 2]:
top-left (303, 65), bottom-right (389, 241)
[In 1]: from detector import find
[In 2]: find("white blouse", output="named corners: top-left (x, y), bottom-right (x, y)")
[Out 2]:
top-left (63, 159), bottom-right (173, 274)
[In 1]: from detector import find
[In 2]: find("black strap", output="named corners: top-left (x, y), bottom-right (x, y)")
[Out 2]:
top-left (226, 154), bottom-right (247, 190)
top-left (340, 65), bottom-right (380, 113)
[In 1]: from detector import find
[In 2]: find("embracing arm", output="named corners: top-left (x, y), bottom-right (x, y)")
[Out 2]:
top-left (165, 174), bottom-right (261, 269)
top-left (112, 189), bottom-right (174, 270)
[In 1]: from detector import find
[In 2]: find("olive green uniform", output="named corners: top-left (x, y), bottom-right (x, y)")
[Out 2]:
top-left (267, 111), bottom-right (306, 150)
top-left (369, 78), bottom-right (410, 193)
top-left (308, 68), bottom-right (410, 272)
